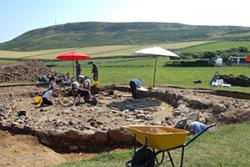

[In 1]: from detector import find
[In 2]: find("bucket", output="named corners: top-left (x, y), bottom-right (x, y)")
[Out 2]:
top-left (34, 96), bottom-right (42, 104)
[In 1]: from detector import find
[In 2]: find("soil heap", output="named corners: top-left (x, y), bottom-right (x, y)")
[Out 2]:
top-left (0, 61), bottom-right (51, 83)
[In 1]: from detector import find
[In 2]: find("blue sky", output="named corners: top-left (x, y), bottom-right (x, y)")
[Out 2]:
top-left (1, 0), bottom-right (250, 42)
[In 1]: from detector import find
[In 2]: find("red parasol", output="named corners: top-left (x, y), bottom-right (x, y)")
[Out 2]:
top-left (245, 54), bottom-right (250, 62)
top-left (56, 52), bottom-right (90, 60)
top-left (56, 52), bottom-right (91, 76)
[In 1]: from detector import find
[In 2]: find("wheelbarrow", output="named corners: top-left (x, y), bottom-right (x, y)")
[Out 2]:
top-left (124, 124), bottom-right (215, 167)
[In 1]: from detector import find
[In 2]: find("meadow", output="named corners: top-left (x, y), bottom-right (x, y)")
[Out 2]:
top-left (50, 57), bottom-right (250, 93)
top-left (0, 41), bottom-right (208, 60)
top-left (0, 40), bottom-right (249, 92)
top-left (182, 41), bottom-right (250, 52)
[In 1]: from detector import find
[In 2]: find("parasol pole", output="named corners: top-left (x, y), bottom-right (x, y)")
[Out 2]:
top-left (153, 55), bottom-right (158, 87)
top-left (73, 60), bottom-right (74, 77)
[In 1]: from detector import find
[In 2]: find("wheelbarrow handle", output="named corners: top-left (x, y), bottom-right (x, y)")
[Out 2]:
top-left (185, 123), bottom-right (215, 147)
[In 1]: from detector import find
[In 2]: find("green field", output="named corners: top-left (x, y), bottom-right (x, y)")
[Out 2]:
top-left (0, 41), bottom-right (249, 93)
top-left (182, 41), bottom-right (250, 52)
top-left (0, 41), bottom-right (209, 60)
top-left (56, 121), bottom-right (250, 167)
top-left (49, 57), bottom-right (250, 93)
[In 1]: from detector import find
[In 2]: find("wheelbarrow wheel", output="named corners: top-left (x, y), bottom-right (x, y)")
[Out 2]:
top-left (126, 147), bottom-right (155, 167)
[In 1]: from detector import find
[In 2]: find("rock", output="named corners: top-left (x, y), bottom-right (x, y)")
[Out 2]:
top-left (90, 121), bottom-right (98, 127)
top-left (11, 122), bottom-right (19, 128)
top-left (62, 109), bottom-right (71, 114)
top-left (186, 112), bottom-right (199, 121)
top-left (126, 118), bottom-right (134, 122)
top-left (71, 107), bottom-right (77, 111)
top-left (165, 116), bottom-right (171, 121)
top-left (212, 103), bottom-right (227, 114)
top-left (80, 130), bottom-right (95, 140)
top-left (173, 110), bottom-right (182, 116)
top-left (135, 114), bottom-right (146, 119)
top-left (187, 99), bottom-right (209, 109)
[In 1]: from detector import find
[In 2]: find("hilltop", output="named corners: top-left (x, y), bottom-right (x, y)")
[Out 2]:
top-left (1, 22), bottom-right (250, 51)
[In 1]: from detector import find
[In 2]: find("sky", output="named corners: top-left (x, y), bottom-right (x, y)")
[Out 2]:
top-left (1, 0), bottom-right (250, 42)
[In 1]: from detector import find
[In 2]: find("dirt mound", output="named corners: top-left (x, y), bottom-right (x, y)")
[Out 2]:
top-left (0, 61), bottom-right (51, 83)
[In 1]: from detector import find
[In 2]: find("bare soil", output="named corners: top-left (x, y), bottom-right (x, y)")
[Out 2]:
top-left (0, 130), bottom-right (94, 167)
top-left (0, 85), bottom-right (249, 167)
top-left (0, 61), bottom-right (50, 83)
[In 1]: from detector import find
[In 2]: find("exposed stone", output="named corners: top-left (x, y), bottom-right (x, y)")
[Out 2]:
top-left (173, 110), bottom-right (182, 116)
top-left (186, 99), bottom-right (209, 109)
top-left (212, 103), bottom-right (227, 114)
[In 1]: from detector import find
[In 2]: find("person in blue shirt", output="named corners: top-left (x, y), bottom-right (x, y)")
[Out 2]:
top-left (40, 87), bottom-right (54, 107)
top-left (185, 121), bottom-right (209, 134)
top-left (129, 79), bottom-right (142, 98)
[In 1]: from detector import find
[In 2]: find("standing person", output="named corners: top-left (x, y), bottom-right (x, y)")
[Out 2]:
top-left (89, 61), bottom-right (98, 81)
top-left (40, 87), bottom-right (54, 107)
top-left (129, 79), bottom-right (142, 98)
top-left (75, 60), bottom-right (81, 82)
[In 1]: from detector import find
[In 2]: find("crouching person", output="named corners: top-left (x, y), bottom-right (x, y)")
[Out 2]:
top-left (71, 82), bottom-right (91, 105)
top-left (40, 87), bottom-right (54, 107)
top-left (129, 79), bottom-right (142, 98)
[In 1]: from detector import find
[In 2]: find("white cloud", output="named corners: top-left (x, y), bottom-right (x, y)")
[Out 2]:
top-left (102, 0), bottom-right (250, 26)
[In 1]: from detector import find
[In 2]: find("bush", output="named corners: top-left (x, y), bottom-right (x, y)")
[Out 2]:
top-left (164, 59), bottom-right (213, 67)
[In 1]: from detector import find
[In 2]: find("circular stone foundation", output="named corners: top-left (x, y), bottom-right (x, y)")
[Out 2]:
top-left (0, 85), bottom-right (249, 152)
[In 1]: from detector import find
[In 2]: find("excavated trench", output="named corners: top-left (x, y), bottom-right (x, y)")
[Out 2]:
top-left (0, 85), bottom-right (249, 153)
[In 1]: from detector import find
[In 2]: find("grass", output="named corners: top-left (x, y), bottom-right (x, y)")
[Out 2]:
top-left (0, 60), bottom-right (16, 64)
top-left (182, 41), bottom-right (250, 52)
top-left (55, 122), bottom-right (250, 167)
top-left (0, 41), bottom-right (249, 93)
top-left (49, 57), bottom-right (250, 93)
top-left (0, 41), bottom-right (209, 60)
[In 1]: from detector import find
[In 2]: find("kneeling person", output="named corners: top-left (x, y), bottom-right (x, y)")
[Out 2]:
top-left (129, 79), bottom-right (142, 98)
top-left (40, 87), bottom-right (54, 107)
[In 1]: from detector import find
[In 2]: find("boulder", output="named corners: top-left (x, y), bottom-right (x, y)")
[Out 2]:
top-left (186, 99), bottom-right (209, 109)
top-left (212, 103), bottom-right (227, 114)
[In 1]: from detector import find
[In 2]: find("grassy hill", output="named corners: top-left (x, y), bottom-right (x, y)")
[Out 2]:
top-left (1, 22), bottom-right (250, 51)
